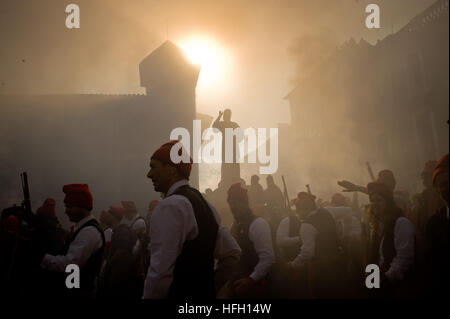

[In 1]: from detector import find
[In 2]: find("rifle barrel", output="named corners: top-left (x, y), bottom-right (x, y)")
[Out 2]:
top-left (20, 172), bottom-right (31, 214)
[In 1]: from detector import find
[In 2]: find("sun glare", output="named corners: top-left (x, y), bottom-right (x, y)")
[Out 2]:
top-left (177, 36), bottom-right (231, 88)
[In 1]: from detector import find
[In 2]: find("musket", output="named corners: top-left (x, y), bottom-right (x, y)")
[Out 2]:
top-left (366, 162), bottom-right (376, 182)
top-left (306, 184), bottom-right (311, 195)
top-left (8, 172), bottom-right (31, 281)
top-left (20, 172), bottom-right (32, 215)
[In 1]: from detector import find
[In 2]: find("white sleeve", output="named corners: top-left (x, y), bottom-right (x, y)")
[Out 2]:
top-left (41, 226), bottom-right (103, 272)
top-left (142, 197), bottom-right (196, 299)
top-left (276, 217), bottom-right (301, 248)
top-left (248, 218), bottom-right (275, 282)
top-left (132, 218), bottom-right (147, 233)
top-left (291, 223), bottom-right (318, 268)
top-left (385, 217), bottom-right (415, 282)
top-left (104, 228), bottom-right (113, 243)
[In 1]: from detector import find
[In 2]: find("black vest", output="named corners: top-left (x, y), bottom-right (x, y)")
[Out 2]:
top-left (60, 218), bottom-right (105, 295)
top-left (168, 185), bottom-right (218, 299)
top-left (368, 216), bottom-right (399, 269)
top-left (230, 213), bottom-right (259, 278)
top-left (304, 208), bottom-right (339, 262)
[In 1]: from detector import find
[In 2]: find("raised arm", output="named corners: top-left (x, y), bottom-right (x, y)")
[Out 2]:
top-left (337, 180), bottom-right (368, 194)
top-left (212, 110), bottom-right (223, 129)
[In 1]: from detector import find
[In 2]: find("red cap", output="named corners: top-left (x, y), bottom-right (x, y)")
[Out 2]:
top-left (432, 153), bottom-right (449, 184)
top-left (227, 182), bottom-right (248, 203)
top-left (367, 182), bottom-right (394, 202)
top-left (63, 184), bottom-right (93, 211)
top-left (36, 198), bottom-right (56, 218)
top-left (108, 206), bottom-right (125, 221)
top-left (151, 140), bottom-right (193, 179)
top-left (121, 200), bottom-right (137, 212)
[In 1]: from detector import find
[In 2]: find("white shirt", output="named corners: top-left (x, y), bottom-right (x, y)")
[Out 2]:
top-left (276, 216), bottom-right (301, 249)
top-left (379, 217), bottom-right (415, 282)
top-left (41, 215), bottom-right (103, 272)
top-left (121, 213), bottom-right (146, 234)
top-left (247, 217), bottom-right (276, 282)
top-left (104, 228), bottom-right (113, 243)
top-left (291, 207), bottom-right (353, 268)
top-left (142, 180), bottom-right (241, 299)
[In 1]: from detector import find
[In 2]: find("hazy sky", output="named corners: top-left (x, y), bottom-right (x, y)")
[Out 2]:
top-left (0, 0), bottom-right (436, 129)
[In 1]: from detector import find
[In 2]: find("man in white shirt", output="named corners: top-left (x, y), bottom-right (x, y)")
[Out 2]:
top-left (287, 192), bottom-right (352, 298)
top-left (276, 197), bottom-right (302, 263)
top-left (40, 184), bottom-right (104, 297)
top-left (143, 140), bottom-right (241, 299)
top-left (226, 182), bottom-right (275, 298)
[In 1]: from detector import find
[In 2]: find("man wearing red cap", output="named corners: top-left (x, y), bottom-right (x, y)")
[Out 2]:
top-left (143, 140), bottom-right (241, 299)
top-left (365, 182), bottom-right (416, 297)
top-left (40, 184), bottom-right (105, 297)
top-left (425, 153), bottom-right (449, 297)
top-left (287, 191), bottom-right (353, 298)
top-left (224, 182), bottom-right (275, 298)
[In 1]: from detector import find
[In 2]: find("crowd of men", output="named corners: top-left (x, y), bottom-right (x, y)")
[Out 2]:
top-left (0, 139), bottom-right (448, 299)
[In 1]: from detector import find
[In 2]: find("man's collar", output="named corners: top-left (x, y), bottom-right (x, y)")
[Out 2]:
top-left (166, 179), bottom-right (189, 197)
top-left (74, 215), bottom-right (94, 232)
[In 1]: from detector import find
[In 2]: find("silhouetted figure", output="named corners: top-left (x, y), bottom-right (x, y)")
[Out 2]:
top-left (1, 201), bottom-right (67, 298)
top-left (248, 175), bottom-right (265, 211)
top-left (263, 175), bottom-right (284, 211)
top-left (222, 182), bottom-right (274, 299)
top-left (98, 206), bottom-right (141, 299)
top-left (212, 108), bottom-right (241, 189)
top-left (276, 196), bottom-right (302, 264)
top-left (263, 175), bottom-right (285, 233)
top-left (40, 184), bottom-right (105, 298)
top-left (411, 160), bottom-right (445, 289)
top-left (34, 198), bottom-right (67, 255)
top-left (425, 153), bottom-right (449, 298)
top-left (365, 182), bottom-right (416, 298)
top-left (287, 192), bottom-right (353, 298)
